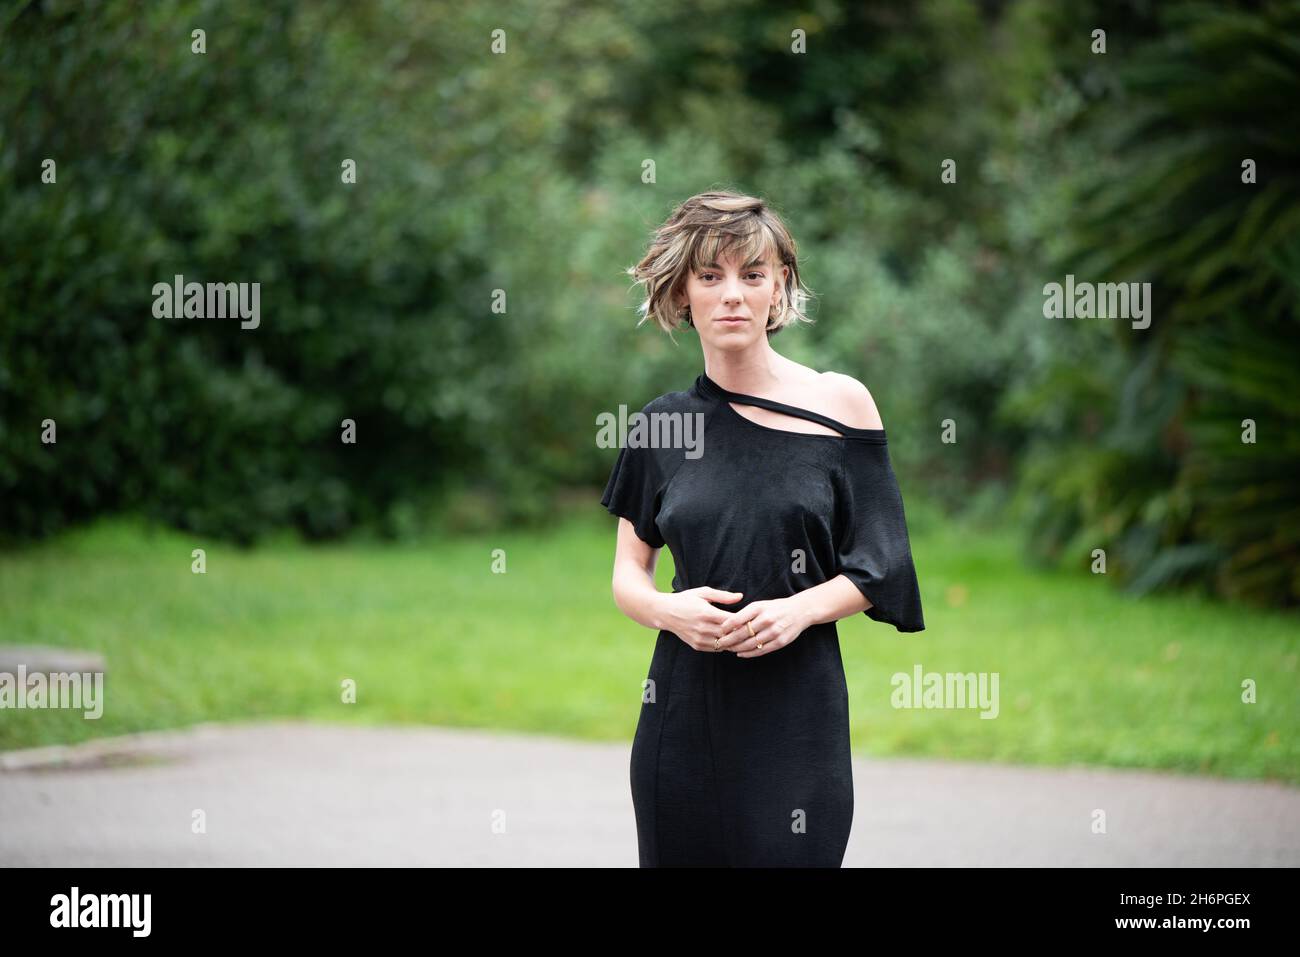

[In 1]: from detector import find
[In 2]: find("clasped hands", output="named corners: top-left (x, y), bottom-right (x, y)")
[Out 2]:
top-left (654, 586), bottom-right (812, 658)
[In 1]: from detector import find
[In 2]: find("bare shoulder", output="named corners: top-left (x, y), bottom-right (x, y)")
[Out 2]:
top-left (820, 371), bottom-right (884, 430)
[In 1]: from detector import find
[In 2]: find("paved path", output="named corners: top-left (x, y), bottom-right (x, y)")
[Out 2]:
top-left (2, 720), bottom-right (1297, 866)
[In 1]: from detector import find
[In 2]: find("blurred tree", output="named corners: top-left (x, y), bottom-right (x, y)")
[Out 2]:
top-left (1009, 0), bottom-right (1300, 606)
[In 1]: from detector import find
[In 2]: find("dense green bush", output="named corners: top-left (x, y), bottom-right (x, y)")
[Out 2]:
top-left (0, 1), bottom-right (521, 542)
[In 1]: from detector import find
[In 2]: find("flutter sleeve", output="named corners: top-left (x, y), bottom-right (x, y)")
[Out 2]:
top-left (601, 441), bottom-right (666, 549)
top-left (832, 438), bottom-right (925, 632)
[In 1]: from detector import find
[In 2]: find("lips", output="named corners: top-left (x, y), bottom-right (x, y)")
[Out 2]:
top-left (717, 316), bottom-right (748, 323)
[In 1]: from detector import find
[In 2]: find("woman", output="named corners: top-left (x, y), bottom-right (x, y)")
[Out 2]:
top-left (602, 190), bottom-right (925, 867)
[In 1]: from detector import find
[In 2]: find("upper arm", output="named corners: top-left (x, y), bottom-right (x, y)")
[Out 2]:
top-left (824, 372), bottom-right (884, 430)
top-left (613, 516), bottom-right (660, 578)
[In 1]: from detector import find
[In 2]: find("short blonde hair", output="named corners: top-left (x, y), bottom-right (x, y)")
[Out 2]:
top-left (626, 190), bottom-right (815, 336)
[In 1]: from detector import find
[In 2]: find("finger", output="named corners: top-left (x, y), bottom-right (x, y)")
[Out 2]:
top-left (715, 604), bottom-right (762, 644)
top-left (714, 627), bottom-right (746, 651)
top-left (735, 622), bottom-right (786, 657)
top-left (717, 614), bottom-right (758, 647)
top-left (700, 589), bottom-right (744, 604)
top-left (706, 627), bottom-right (738, 652)
top-left (722, 613), bottom-right (759, 650)
top-left (694, 633), bottom-right (724, 653)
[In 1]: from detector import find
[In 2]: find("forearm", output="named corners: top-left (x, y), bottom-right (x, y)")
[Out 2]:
top-left (611, 560), bottom-right (668, 631)
top-left (790, 574), bottom-right (872, 628)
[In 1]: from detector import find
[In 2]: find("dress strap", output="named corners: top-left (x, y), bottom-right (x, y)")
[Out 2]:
top-left (696, 373), bottom-right (885, 440)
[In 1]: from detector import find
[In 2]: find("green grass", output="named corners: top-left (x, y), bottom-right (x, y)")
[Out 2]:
top-left (1, 508), bottom-right (1297, 783)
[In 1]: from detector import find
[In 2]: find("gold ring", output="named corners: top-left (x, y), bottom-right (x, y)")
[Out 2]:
top-left (714, 637), bottom-right (720, 651)
top-left (747, 622), bottom-right (756, 638)
top-left (757, 641), bottom-right (764, 649)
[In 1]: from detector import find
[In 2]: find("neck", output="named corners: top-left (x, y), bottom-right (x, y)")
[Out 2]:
top-left (702, 342), bottom-right (787, 395)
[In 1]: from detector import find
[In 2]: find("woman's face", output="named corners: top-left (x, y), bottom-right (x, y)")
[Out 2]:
top-left (679, 248), bottom-right (788, 349)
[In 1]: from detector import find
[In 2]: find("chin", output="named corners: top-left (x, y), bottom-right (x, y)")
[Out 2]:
top-left (709, 331), bottom-right (758, 349)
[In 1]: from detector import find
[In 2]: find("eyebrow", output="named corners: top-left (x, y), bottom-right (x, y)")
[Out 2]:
top-left (698, 259), bottom-right (768, 270)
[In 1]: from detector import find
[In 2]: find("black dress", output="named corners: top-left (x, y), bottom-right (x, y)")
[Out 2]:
top-left (601, 371), bottom-right (925, 867)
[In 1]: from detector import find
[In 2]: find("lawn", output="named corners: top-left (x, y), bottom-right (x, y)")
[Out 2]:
top-left (1, 506), bottom-right (1297, 783)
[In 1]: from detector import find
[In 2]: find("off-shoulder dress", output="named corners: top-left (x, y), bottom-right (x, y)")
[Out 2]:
top-left (601, 371), bottom-right (924, 867)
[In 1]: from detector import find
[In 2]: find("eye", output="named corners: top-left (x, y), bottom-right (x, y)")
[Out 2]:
top-left (746, 271), bottom-right (764, 280)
